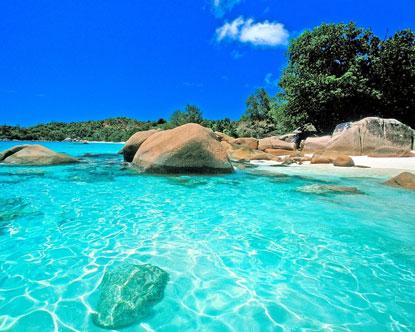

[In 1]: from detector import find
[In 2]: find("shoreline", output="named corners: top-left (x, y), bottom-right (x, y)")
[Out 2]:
top-left (249, 154), bottom-right (415, 178)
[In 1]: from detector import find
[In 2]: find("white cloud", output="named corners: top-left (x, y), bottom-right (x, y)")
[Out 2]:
top-left (212, 0), bottom-right (241, 17)
top-left (216, 17), bottom-right (289, 47)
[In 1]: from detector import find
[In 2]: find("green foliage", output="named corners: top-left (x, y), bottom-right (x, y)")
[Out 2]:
top-left (169, 104), bottom-right (203, 127)
top-left (370, 29), bottom-right (415, 125)
top-left (278, 22), bottom-right (415, 132)
top-left (202, 118), bottom-right (238, 137)
top-left (0, 117), bottom-right (160, 142)
top-left (238, 88), bottom-right (294, 137)
top-left (243, 88), bottom-right (273, 121)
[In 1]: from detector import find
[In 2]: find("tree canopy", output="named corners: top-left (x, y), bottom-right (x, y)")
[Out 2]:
top-left (278, 23), bottom-right (415, 132)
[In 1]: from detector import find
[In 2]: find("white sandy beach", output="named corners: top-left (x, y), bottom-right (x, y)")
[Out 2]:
top-left (249, 153), bottom-right (415, 178)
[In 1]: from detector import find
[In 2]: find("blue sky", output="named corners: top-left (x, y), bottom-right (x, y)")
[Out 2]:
top-left (1, 0), bottom-right (414, 126)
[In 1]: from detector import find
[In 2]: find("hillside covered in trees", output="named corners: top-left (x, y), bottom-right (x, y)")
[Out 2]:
top-left (1, 22), bottom-right (414, 141)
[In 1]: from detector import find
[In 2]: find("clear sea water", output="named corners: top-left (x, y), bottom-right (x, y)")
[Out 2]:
top-left (0, 141), bottom-right (414, 332)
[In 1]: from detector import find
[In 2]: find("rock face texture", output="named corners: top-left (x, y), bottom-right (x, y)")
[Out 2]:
top-left (215, 132), bottom-right (235, 144)
top-left (93, 264), bottom-right (169, 329)
top-left (133, 123), bottom-right (234, 174)
top-left (233, 137), bottom-right (258, 150)
top-left (325, 117), bottom-right (414, 155)
top-left (302, 136), bottom-right (332, 153)
top-left (229, 147), bottom-right (279, 162)
top-left (258, 137), bottom-right (295, 151)
top-left (120, 129), bottom-right (159, 162)
top-left (367, 147), bottom-right (415, 158)
top-left (0, 145), bottom-right (78, 165)
top-left (0, 145), bottom-right (30, 161)
top-left (384, 172), bottom-right (415, 190)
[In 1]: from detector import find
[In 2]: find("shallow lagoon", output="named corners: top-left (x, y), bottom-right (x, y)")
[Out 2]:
top-left (0, 142), bottom-right (414, 331)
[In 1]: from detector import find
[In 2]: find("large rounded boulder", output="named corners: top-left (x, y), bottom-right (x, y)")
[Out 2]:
top-left (333, 155), bottom-right (355, 167)
top-left (325, 117), bottom-right (414, 155)
top-left (0, 145), bottom-right (78, 165)
top-left (120, 129), bottom-right (159, 162)
top-left (133, 123), bottom-right (234, 174)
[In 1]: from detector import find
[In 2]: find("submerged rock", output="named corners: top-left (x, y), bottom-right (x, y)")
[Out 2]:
top-left (133, 123), bottom-right (233, 174)
top-left (298, 184), bottom-right (363, 194)
top-left (384, 172), bottom-right (415, 190)
top-left (93, 264), bottom-right (169, 329)
top-left (0, 145), bottom-right (78, 166)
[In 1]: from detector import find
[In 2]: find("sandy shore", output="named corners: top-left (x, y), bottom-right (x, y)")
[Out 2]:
top-left (249, 153), bottom-right (415, 178)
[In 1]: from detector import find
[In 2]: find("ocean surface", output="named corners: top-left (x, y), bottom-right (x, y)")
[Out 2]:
top-left (0, 141), bottom-right (414, 331)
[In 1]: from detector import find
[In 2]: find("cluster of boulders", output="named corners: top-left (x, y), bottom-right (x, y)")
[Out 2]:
top-left (215, 132), bottom-right (305, 164)
top-left (0, 144), bottom-right (78, 165)
top-left (117, 117), bottom-right (415, 173)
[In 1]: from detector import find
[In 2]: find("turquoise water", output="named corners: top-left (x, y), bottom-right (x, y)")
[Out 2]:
top-left (1, 141), bottom-right (415, 331)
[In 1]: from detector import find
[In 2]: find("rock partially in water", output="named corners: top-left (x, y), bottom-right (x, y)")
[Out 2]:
top-left (298, 184), bottom-right (363, 195)
top-left (133, 123), bottom-right (233, 174)
top-left (93, 264), bottom-right (169, 329)
top-left (120, 129), bottom-right (160, 162)
top-left (1, 145), bottom-right (78, 166)
top-left (384, 172), bottom-right (415, 190)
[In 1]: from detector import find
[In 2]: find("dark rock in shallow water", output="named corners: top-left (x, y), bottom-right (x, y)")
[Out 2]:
top-left (93, 264), bottom-right (169, 329)
top-left (297, 184), bottom-right (363, 195)
top-left (166, 176), bottom-right (209, 188)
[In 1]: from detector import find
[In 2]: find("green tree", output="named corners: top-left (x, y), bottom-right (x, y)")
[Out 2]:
top-left (243, 88), bottom-right (273, 121)
top-left (169, 104), bottom-right (203, 127)
top-left (370, 29), bottom-right (415, 126)
top-left (279, 22), bottom-right (380, 132)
